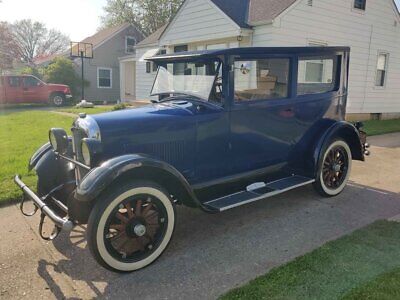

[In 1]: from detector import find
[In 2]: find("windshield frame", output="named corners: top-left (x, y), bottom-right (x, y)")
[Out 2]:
top-left (150, 59), bottom-right (222, 102)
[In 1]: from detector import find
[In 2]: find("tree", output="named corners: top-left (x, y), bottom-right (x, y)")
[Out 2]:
top-left (43, 57), bottom-right (82, 97)
top-left (11, 19), bottom-right (69, 65)
top-left (0, 22), bottom-right (16, 72)
top-left (20, 65), bottom-right (45, 79)
top-left (101, 0), bottom-right (183, 36)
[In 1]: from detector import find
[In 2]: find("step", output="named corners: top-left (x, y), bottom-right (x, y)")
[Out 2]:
top-left (203, 175), bottom-right (315, 212)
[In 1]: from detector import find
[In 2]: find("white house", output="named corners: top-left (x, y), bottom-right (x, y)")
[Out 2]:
top-left (120, 0), bottom-right (400, 120)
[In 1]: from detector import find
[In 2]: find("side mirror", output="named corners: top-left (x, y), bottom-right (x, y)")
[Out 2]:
top-left (240, 62), bottom-right (251, 75)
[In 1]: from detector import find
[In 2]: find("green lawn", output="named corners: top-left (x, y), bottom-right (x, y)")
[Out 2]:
top-left (221, 221), bottom-right (400, 300)
top-left (0, 110), bottom-right (74, 205)
top-left (56, 105), bottom-right (116, 115)
top-left (363, 118), bottom-right (400, 136)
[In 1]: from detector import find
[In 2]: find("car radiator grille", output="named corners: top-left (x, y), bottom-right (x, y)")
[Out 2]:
top-left (72, 126), bottom-right (88, 178)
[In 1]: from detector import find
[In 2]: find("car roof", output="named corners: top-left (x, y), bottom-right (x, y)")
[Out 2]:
top-left (148, 46), bottom-right (350, 62)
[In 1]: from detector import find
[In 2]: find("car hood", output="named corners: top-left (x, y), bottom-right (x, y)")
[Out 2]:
top-left (47, 83), bottom-right (69, 89)
top-left (90, 101), bottom-right (198, 158)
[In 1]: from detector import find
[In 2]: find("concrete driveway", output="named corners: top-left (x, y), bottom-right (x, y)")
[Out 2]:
top-left (1, 133), bottom-right (400, 299)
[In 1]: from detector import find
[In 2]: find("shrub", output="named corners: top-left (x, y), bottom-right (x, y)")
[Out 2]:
top-left (44, 57), bottom-right (86, 98)
top-left (112, 103), bottom-right (129, 111)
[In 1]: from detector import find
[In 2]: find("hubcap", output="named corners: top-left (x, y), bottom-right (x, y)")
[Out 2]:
top-left (332, 164), bottom-right (341, 172)
top-left (54, 96), bottom-right (63, 105)
top-left (133, 224), bottom-right (146, 237)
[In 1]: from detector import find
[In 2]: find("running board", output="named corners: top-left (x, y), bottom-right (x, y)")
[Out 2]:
top-left (203, 175), bottom-right (315, 212)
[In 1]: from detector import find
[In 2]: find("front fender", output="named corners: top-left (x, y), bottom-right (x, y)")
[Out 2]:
top-left (29, 142), bottom-right (52, 171)
top-left (28, 142), bottom-right (75, 197)
top-left (75, 154), bottom-right (200, 207)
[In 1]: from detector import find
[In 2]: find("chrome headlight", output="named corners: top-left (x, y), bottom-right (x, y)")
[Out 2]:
top-left (49, 128), bottom-right (69, 154)
top-left (81, 138), bottom-right (102, 167)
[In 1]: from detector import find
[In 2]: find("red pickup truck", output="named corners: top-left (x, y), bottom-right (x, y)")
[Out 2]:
top-left (0, 75), bottom-right (72, 106)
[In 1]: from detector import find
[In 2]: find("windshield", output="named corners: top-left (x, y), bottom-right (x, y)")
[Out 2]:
top-left (151, 61), bottom-right (221, 101)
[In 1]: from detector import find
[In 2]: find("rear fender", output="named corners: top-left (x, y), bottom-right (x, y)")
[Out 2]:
top-left (288, 120), bottom-right (364, 178)
top-left (312, 121), bottom-right (364, 176)
top-left (75, 154), bottom-right (201, 208)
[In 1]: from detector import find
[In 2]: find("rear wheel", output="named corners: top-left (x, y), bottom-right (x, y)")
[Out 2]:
top-left (87, 181), bottom-right (176, 272)
top-left (313, 140), bottom-right (352, 197)
top-left (50, 93), bottom-right (65, 107)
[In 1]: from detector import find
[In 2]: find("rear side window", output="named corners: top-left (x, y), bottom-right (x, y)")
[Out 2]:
top-left (8, 77), bottom-right (21, 87)
top-left (234, 58), bottom-right (290, 102)
top-left (297, 57), bottom-right (339, 95)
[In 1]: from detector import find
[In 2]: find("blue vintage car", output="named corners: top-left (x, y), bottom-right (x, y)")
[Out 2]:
top-left (15, 47), bottom-right (368, 272)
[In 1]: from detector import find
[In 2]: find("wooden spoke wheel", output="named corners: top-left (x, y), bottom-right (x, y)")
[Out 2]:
top-left (322, 146), bottom-right (349, 190)
top-left (314, 140), bottom-right (352, 197)
top-left (105, 197), bottom-right (165, 261)
top-left (87, 181), bottom-right (175, 272)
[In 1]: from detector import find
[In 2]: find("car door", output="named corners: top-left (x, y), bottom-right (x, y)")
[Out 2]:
top-left (6, 76), bottom-right (23, 103)
top-left (22, 76), bottom-right (43, 102)
top-left (229, 56), bottom-right (302, 174)
top-left (193, 61), bottom-right (231, 183)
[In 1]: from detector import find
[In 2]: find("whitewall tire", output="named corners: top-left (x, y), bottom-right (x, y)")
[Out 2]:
top-left (314, 140), bottom-right (352, 197)
top-left (87, 181), bottom-right (175, 272)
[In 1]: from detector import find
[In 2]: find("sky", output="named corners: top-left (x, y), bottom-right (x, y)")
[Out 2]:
top-left (0, 0), bottom-right (107, 41)
top-left (0, 0), bottom-right (399, 41)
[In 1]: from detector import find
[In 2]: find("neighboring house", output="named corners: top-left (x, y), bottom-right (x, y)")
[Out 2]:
top-left (121, 0), bottom-right (400, 120)
top-left (37, 23), bottom-right (144, 102)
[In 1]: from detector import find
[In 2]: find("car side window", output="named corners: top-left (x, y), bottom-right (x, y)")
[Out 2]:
top-left (297, 56), bottom-right (339, 95)
top-left (8, 77), bottom-right (21, 87)
top-left (23, 76), bottom-right (40, 87)
top-left (234, 58), bottom-right (289, 102)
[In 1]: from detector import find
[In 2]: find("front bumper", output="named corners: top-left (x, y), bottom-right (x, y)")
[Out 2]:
top-left (65, 94), bottom-right (73, 99)
top-left (14, 175), bottom-right (74, 232)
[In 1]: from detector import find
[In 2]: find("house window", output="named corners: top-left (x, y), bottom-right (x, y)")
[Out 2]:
top-left (298, 57), bottom-right (338, 95)
top-left (146, 62), bottom-right (151, 73)
top-left (375, 53), bottom-right (389, 87)
top-left (173, 45), bottom-right (188, 76)
top-left (234, 58), bottom-right (290, 102)
top-left (97, 68), bottom-right (112, 88)
top-left (126, 36), bottom-right (136, 53)
top-left (354, 0), bottom-right (366, 10)
top-left (152, 49), bottom-right (166, 72)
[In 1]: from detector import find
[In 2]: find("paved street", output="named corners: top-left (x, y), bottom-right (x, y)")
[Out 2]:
top-left (1, 133), bottom-right (400, 299)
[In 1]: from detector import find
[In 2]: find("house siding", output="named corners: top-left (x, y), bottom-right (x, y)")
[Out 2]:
top-left (251, 0), bottom-right (400, 114)
top-left (135, 46), bottom-right (159, 101)
top-left (160, 0), bottom-right (241, 45)
top-left (77, 26), bottom-right (143, 102)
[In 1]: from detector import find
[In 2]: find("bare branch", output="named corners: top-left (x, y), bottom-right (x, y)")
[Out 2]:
top-left (100, 0), bottom-right (183, 35)
top-left (10, 19), bottom-right (69, 65)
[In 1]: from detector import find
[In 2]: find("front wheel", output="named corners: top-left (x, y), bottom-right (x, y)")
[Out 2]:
top-left (313, 140), bottom-right (352, 197)
top-left (50, 93), bottom-right (65, 107)
top-left (87, 181), bottom-right (176, 272)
